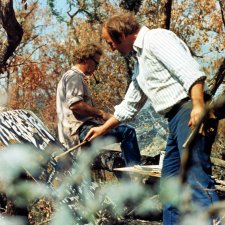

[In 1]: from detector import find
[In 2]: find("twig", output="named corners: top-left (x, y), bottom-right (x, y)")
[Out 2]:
top-left (38, 217), bottom-right (54, 225)
top-left (54, 140), bottom-right (87, 161)
top-left (23, 167), bottom-right (39, 183)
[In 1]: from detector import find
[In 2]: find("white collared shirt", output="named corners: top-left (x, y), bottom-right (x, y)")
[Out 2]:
top-left (114, 26), bottom-right (206, 122)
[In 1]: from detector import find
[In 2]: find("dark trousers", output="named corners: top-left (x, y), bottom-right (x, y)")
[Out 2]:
top-left (161, 101), bottom-right (219, 225)
top-left (78, 121), bottom-right (141, 166)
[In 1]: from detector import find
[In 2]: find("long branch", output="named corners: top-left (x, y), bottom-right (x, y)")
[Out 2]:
top-left (180, 92), bottom-right (225, 184)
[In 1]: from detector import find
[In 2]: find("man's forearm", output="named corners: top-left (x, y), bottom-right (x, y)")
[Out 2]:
top-left (188, 81), bottom-right (205, 127)
top-left (101, 116), bottom-right (120, 132)
top-left (69, 101), bottom-right (111, 120)
top-left (190, 81), bottom-right (205, 107)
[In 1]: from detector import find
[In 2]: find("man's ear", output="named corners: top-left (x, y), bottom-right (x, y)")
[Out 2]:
top-left (120, 32), bottom-right (126, 41)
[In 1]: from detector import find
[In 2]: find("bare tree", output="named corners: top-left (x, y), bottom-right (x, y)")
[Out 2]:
top-left (219, 0), bottom-right (225, 27)
top-left (0, 0), bottom-right (23, 73)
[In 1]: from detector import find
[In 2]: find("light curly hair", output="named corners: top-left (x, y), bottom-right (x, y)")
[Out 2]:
top-left (103, 12), bottom-right (140, 44)
top-left (74, 43), bottom-right (103, 63)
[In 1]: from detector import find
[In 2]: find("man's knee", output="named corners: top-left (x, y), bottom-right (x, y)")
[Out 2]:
top-left (122, 125), bottom-right (136, 137)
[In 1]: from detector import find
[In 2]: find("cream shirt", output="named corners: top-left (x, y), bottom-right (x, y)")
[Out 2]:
top-left (56, 67), bottom-right (98, 148)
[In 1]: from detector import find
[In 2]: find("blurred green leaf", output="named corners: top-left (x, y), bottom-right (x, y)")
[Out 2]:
top-left (49, 205), bottom-right (76, 225)
top-left (6, 181), bottom-right (51, 207)
top-left (160, 177), bottom-right (182, 206)
top-left (0, 144), bottom-right (44, 185)
top-left (0, 216), bottom-right (26, 225)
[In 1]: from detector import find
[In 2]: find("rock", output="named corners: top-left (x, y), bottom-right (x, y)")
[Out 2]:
top-left (129, 100), bottom-right (168, 156)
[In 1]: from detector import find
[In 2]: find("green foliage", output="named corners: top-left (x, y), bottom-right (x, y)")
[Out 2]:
top-left (160, 177), bottom-right (182, 207)
top-left (0, 141), bottom-right (224, 224)
top-left (0, 217), bottom-right (25, 225)
top-left (0, 142), bottom-right (160, 224)
top-left (50, 205), bottom-right (74, 225)
top-left (47, 0), bottom-right (66, 22)
top-left (0, 144), bottom-right (44, 185)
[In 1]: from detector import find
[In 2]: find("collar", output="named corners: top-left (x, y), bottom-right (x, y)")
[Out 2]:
top-left (71, 66), bottom-right (86, 77)
top-left (133, 26), bottom-right (149, 53)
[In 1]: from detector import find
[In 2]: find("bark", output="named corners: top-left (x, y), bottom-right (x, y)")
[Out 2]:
top-left (156, 0), bottom-right (173, 29)
top-left (208, 58), bottom-right (225, 96)
top-left (164, 0), bottom-right (173, 30)
top-left (0, 0), bottom-right (23, 70)
top-left (124, 53), bottom-right (136, 88)
top-left (119, 0), bottom-right (143, 14)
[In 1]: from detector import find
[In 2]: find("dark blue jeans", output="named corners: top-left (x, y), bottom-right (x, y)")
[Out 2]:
top-left (161, 101), bottom-right (219, 225)
top-left (79, 121), bottom-right (141, 166)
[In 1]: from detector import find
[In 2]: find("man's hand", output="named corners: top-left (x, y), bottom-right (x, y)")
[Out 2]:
top-left (188, 104), bottom-right (205, 128)
top-left (84, 116), bottom-right (120, 142)
top-left (84, 126), bottom-right (106, 142)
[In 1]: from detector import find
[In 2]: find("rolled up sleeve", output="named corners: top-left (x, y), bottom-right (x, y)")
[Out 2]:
top-left (65, 75), bottom-right (84, 107)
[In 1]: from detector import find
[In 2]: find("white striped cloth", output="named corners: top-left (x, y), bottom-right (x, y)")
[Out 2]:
top-left (114, 26), bottom-right (206, 122)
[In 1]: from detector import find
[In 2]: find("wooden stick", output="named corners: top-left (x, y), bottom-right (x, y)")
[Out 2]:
top-left (54, 140), bottom-right (88, 162)
top-left (23, 167), bottom-right (39, 183)
top-left (113, 166), bottom-right (161, 177)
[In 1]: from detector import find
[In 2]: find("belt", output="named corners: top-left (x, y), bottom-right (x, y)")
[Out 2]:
top-left (164, 97), bottom-right (190, 118)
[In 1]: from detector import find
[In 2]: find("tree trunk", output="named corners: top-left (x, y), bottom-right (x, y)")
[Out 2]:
top-left (0, 0), bottom-right (23, 70)
top-left (164, 0), bottom-right (173, 30)
top-left (219, 0), bottom-right (225, 27)
top-left (119, 0), bottom-right (143, 14)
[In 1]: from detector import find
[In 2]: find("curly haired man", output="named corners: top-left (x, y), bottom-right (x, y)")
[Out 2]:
top-left (56, 43), bottom-right (141, 167)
